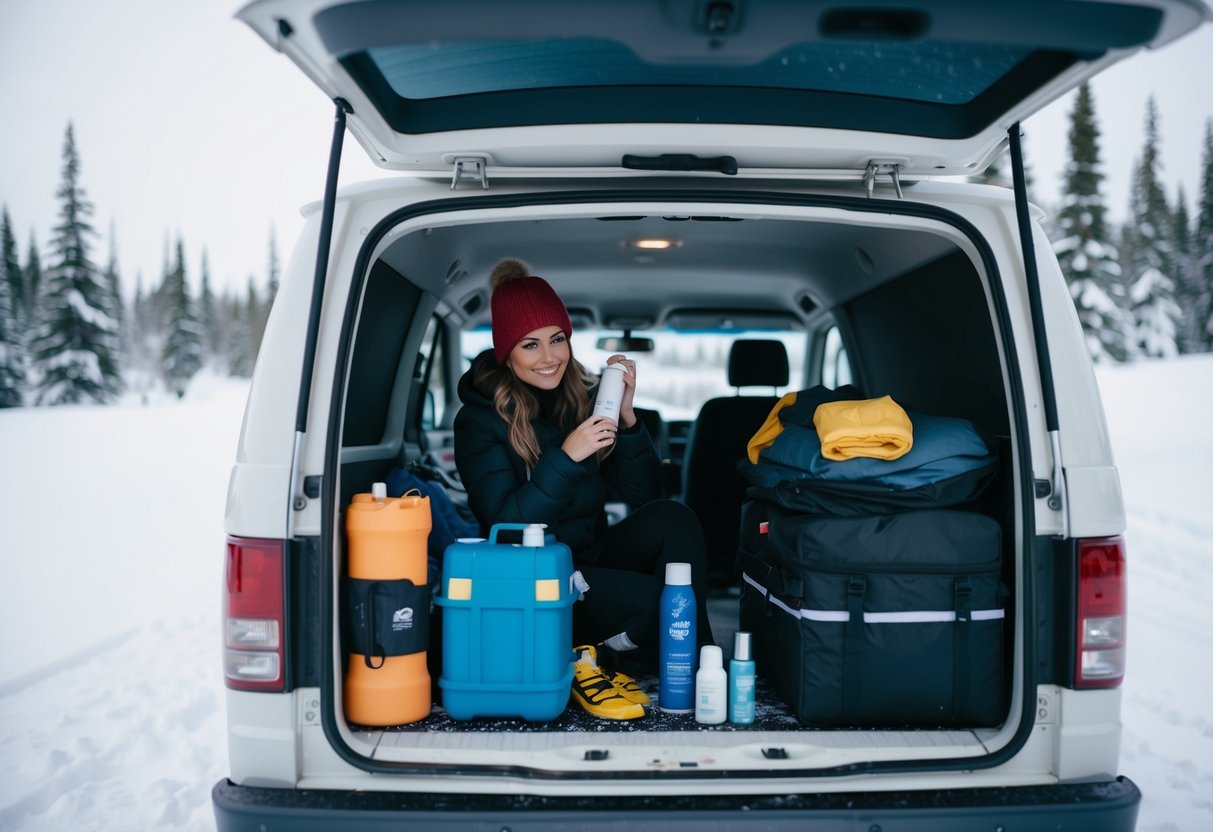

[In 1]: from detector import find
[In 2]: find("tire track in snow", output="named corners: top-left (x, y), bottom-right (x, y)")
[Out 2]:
top-left (0, 614), bottom-right (225, 831)
top-left (0, 629), bottom-right (138, 699)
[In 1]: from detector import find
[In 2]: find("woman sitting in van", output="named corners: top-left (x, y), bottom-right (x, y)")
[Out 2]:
top-left (453, 258), bottom-right (714, 714)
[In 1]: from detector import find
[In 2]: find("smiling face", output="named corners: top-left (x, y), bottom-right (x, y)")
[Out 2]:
top-left (507, 325), bottom-right (570, 390)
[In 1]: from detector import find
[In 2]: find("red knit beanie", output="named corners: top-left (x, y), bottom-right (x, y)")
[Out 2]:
top-left (489, 258), bottom-right (573, 364)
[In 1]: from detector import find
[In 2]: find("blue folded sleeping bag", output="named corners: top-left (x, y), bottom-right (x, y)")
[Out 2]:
top-left (742, 386), bottom-right (998, 516)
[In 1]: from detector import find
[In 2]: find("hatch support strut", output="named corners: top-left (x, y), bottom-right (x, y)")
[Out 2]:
top-left (1008, 123), bottom-right (1066, 529)
top-left (288, 98), bottom-right (351, 527)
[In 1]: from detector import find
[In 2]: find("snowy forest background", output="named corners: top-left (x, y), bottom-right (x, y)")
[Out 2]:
top-left (2, 83), bottom-right (1213, 408)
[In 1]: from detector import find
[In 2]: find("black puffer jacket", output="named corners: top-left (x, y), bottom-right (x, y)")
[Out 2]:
top-left (453, 351), bottom-right (662, 556)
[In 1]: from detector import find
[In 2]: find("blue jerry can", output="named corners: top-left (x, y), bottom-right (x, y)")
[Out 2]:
top-left (435, 523), bottom-right (580, 721)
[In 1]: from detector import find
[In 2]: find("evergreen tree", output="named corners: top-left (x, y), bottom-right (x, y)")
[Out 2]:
top-left (198, 247), bottom-right (220, 361)
top-left (128, 270), bottom-right (161, 399)
top-left (1172, 187), bottom-right (1200, 354)
top-left (258, 227), bottom-right (280, 346)
top-left (267, 226), bottom-right (280, 304)
top-left (1196, 118), bottom-right (1213, 352)
top-left (1052, 83), bottom-right (1132, 362)
top-left (1124, 98), bottom-right (1180, 358)
top-left (227, 276), bottom-right (257, 377)
top-left (102, 223), bottom-right (126, 361)
top-left (2, 207), bottom-right (21, 322)
top-left (23, 231), bottom-right (42, 329)
top-left (29, 123), bottom-right (123, 405)
top-left (160, 237), bottom-right (204, 397)
top-left (0, 206), bottom-right (24, 406)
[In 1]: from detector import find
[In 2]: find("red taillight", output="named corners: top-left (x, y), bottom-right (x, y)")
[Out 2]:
top-left (224, 536), bottom-right (285, 692)
top-left (1076, 536), bottom-right (1126, 689)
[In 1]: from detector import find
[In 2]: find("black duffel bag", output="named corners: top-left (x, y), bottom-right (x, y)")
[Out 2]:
top-left (740, 506), bottom-right (1006, 728)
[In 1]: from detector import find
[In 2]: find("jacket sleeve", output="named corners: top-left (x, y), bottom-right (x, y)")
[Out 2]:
top-left (601, 421), bottom-right (662, 507)
top-left (454, 409), bottom-right (591, 529)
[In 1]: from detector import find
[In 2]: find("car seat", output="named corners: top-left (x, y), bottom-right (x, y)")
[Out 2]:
top-left (681, 339), bottom-right (789, 587)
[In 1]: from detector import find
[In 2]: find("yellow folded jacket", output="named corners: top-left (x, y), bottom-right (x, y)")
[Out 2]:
top-left (813, 395), bottom-right (913, 462)
top-left (746, 391), bottom-right (798, 464)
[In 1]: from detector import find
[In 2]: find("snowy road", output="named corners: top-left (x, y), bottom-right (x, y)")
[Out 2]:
top-left (0, 360), bottom-right (1210, 831)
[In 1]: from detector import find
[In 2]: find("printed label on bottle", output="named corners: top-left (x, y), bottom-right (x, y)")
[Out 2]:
top-left (668, 620), bottom-right (692, 641)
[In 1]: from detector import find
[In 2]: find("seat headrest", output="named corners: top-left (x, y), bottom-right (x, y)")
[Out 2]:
top-left (727, 339), bottom-right (789, 388)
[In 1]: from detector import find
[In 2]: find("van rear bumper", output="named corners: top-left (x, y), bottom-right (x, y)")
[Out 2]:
top-left (213, 776), bottom-right (1141, 831)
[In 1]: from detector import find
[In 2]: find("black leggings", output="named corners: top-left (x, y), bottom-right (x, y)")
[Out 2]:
top-left (573, 499), bottom-right (714, 651)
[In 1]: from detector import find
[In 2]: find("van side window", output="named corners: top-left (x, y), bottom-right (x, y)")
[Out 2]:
top-left (415, 316), bottom-right (448, 431)
top-left (822, 325), bottom-right (853, 389)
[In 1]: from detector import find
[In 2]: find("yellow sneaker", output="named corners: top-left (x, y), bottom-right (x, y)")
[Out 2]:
top-left (571, 647), bottom-right (645, 720)
top-left (609, 670), bottom-right (651, 706)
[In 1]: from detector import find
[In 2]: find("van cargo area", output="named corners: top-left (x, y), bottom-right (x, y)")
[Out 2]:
top-left (316, 188), bottom-right (1030, 778)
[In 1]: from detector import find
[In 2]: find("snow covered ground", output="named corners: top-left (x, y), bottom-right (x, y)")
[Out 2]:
top-left (0, 358), bottom-right (1211, 830)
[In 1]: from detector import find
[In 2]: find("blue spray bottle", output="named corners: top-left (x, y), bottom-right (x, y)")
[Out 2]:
top-left (658, 562), bottom-right (697, 712)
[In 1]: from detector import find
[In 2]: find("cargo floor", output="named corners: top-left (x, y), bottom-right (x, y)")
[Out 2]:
top-left (353, 592), bottom-right (800, 734)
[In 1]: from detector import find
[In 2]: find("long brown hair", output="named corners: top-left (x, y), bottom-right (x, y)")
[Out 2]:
top-left (472, 349), bottom-right (599, 470)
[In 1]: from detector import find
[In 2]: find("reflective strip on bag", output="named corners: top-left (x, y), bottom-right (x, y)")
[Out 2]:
top-left (742, 572), bottom-right (1005, 624)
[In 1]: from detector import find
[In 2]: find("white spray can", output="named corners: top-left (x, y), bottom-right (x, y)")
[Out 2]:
top-left (592, 363), bottom-right (627, 425)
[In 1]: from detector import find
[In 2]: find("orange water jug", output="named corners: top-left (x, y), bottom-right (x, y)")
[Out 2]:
top-left (344, 483), bottom-right (432, 726)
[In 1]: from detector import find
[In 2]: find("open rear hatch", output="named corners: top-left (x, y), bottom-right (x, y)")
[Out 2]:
top-left (239, 0), bottom-right (1206, 177)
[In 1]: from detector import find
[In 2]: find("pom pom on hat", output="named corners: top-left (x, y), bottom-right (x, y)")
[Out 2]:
top-left (489, 258), bottom-right (573, 364)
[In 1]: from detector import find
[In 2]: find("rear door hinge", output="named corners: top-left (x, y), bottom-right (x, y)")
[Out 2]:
top-left (450, 155), bottom-right (489, 190)
top-left (864, 161), bottom-right (904, 199)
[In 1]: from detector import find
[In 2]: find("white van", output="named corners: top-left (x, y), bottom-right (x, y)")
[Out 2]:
top-left (215, 1), bottom-right (1209, 829)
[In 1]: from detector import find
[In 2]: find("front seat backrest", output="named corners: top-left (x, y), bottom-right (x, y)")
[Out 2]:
top-left (681, 339), bottom-right (789, 585)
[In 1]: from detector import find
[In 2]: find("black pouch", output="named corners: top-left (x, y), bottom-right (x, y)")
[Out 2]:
top-left (743, 508), bottom-right (1005, 727)
top-left (345, 578), bottom-right (431, 668)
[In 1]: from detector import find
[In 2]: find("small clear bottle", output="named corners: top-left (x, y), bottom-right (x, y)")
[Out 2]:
top-left (695, 645), bottom-right (727, 725)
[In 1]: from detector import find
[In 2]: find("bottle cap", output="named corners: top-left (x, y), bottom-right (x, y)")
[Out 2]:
top-left (665, 562), bottom-right (692, 585)
top-left (522, 523), bottom-right (547, 547)
top-left (733, 631), bottom-right (752, 662)
top-left (371, 482), bottom-right (387, 501)
top-left (700, 644), bottom-right (723, 669)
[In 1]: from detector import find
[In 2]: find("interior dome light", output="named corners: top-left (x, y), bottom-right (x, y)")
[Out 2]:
top-left (626, 238), bottom-right (680, 250)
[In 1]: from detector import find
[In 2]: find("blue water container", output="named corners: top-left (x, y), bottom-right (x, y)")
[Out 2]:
top-left (436, 523), bottom-right (579, 721)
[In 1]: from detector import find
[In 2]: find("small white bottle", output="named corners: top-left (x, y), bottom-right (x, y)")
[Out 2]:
top-left (521, 523), bottom-right (547, 547)
top-left (371, 481), bottom-right (387, 506)
top-left (695, 645), bottom-right (727, 725)
top-left (592, 363), bottom-right (627, 425)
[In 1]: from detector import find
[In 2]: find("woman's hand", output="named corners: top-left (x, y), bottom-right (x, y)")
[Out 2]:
top-left (561, 415), bottom-right (619, 462)
top-left (605, 354), bottom-right (638, 429)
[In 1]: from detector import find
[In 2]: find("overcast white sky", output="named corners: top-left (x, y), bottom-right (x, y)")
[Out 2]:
top-left (1, 0), bottom-right (1211, 298)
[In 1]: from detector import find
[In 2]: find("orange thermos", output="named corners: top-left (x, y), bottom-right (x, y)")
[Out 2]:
top-left (344, 483), bottom-right (432, 725)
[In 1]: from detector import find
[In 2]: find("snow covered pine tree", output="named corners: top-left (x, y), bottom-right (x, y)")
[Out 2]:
top-left (1053, 83), bottom-right (1133, 363)
top-left (29, 124), bottom-right (123, 405)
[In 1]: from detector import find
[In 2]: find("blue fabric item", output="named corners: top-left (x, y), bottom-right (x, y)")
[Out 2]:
top-left (384, 467), bottom-right (480, 585)
top-left (753, 412), bottom-right (993, 489)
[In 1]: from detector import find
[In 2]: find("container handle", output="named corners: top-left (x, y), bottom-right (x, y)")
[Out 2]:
top-left (488, 523), bottom-right (532, 544)
top-left (363, 582), bottom-right (386, 670)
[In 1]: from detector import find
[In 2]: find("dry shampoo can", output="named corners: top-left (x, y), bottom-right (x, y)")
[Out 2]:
top-left (592, 363), bottom-right (627, 424)
top-left (658, 561), bottom-right (697, 712)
